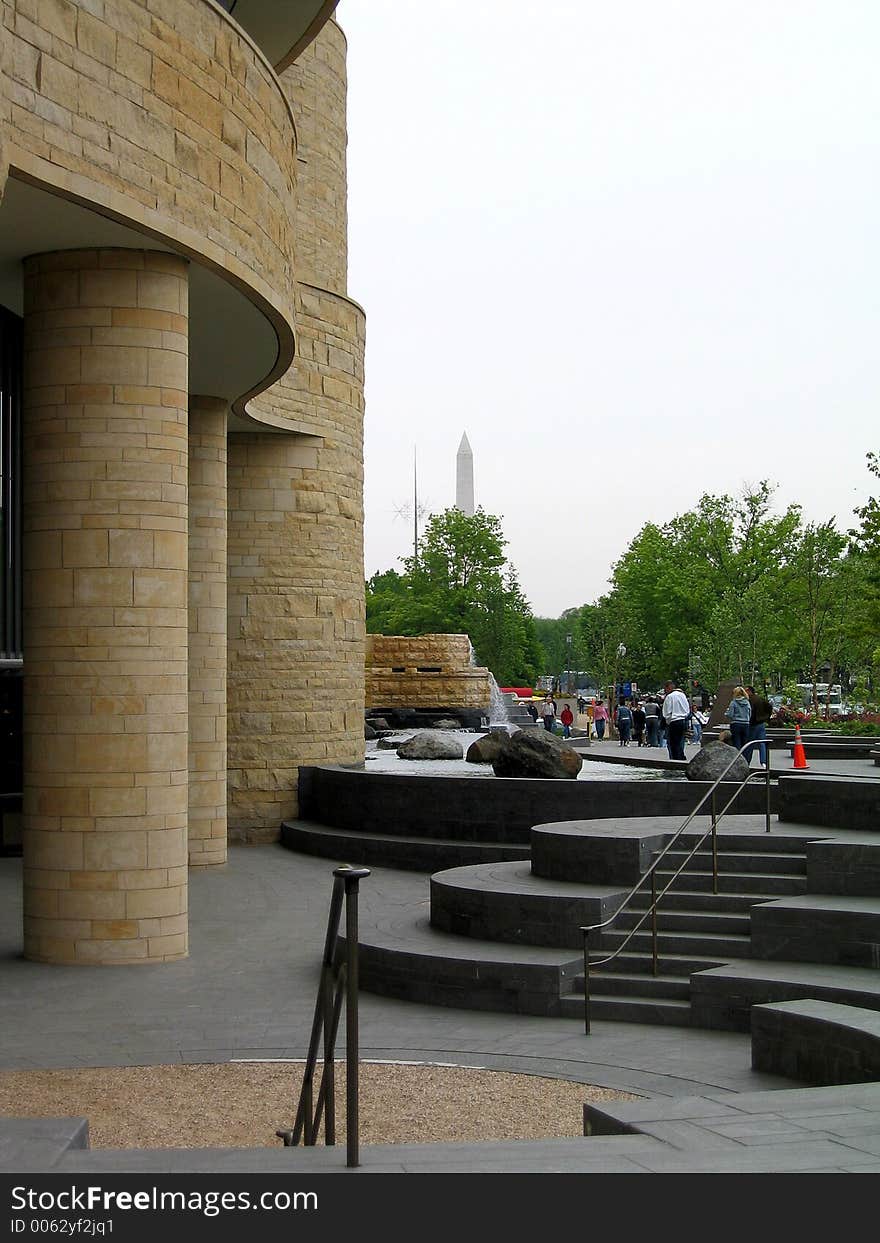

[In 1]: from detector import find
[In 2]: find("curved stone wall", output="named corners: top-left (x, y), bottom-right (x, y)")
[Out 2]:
top-left (227, 17), bottom-right (364, 838)
top-left (280, 19), bottom-right (348, 296)
top-left (226, 286), bottom-right (365, 837)
top-left (2, 0), bottom-right (298, 401)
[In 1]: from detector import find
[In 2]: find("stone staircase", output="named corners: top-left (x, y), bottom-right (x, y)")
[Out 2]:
top-left (345, 817), bottom-right (861, 1027)
top-left (561, 830), bottom-right (811, 1026)
top-left (287, 768), bottom-right (880, 1033)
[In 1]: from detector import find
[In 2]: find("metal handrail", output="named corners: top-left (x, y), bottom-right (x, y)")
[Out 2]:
top-left (580, 741), bottom-right (773, 1034)
top-left (276, 864), bottom-right (370, 1167)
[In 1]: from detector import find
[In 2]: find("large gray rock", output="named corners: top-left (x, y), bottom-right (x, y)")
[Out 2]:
top-left (397, 731), bottom-right (464, 761)
top-left (492, 729), bottom-right (583, 779)
top-left (686, 739), bottom-right (749, 783)
top-left (466, 734), bottom-right (505, 765)
top-left (364, 722), bottom-right (377, 740)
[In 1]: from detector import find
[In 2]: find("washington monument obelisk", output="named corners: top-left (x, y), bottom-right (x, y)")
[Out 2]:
top-left (455, 432), bottom-right (475, 516)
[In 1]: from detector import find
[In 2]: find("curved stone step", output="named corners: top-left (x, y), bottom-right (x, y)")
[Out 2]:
top-left (345, 897), bottom-right (582, 1016)
top-left (281, 820), bottom-right (530, 872)
top-left (429, 861), bottom-right (625, 948)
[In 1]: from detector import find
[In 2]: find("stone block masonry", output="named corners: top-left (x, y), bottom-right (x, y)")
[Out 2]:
top-left (226, 21), bottom-right (366, 843)
top-left (22, 249), bottom-right (190, 964)
top-left (366, 634), bottom-right (492, 711)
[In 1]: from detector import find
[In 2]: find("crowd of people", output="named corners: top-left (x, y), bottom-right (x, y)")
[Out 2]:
top-left (531, 680), bottom-right (772, 766)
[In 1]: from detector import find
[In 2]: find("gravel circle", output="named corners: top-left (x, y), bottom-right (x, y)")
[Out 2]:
top-left (0, 1063), bottom-right (640, 1149)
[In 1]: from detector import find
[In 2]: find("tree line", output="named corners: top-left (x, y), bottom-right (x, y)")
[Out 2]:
top-left (366, 454), bottom-right (880, 706)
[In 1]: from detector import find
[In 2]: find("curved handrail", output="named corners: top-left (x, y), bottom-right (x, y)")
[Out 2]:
top-left (579, 741), bottom-right (773, 1032)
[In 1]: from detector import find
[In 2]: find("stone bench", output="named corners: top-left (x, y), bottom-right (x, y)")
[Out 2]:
top-left (751, 998), bottom-right (880, 1085)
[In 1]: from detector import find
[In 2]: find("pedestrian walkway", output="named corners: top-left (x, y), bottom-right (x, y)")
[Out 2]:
top-left (3, 843), bottom-right (880, 1172)
top-left (579, 737), bottom-right (879, 779)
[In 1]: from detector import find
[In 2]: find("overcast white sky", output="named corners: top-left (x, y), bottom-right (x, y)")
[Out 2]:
top-left (338, 1), bottom-right (879, 618)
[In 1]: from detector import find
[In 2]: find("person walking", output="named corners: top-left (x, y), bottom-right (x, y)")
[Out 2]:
top-left (690, 702), bottom-right (707, 745)
top-left (541, 697), bottom-right (556, 732)
top-left (643, 696), bottom-right (661, 747)
top-left (632, 701), bottom-right (647, 746)
top-left (592, 698), bottom-right (609, 740)
top-left (746, 685), bottom-right (772, 767)
top-left (662, 680), bottom-right (690, 760)
top-left (615, 699), bottom-right (633, 746)
top-left (724, 686), bottom-right (752, 754)
top-left (526, 700), bottom-right (539, 724)
top-left (560, 703), bottom-right (574, 738)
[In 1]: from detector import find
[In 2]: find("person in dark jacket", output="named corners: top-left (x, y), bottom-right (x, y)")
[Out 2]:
top-left (643, 697), bottom-right (661, 747)
top-left (632, 701), bottom-right (647, 746)
top-left (746, 685), bottom-right (772, 767)
top-left (615, 700), bottom-right (633, 746)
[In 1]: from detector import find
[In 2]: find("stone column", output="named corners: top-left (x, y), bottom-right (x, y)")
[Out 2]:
top-left (188, 396), bottom-right (227, 866)
top-left (21, 249), bottom-right (189, 964)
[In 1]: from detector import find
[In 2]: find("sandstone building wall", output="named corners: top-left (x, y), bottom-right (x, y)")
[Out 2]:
top-left (227, 20), bottom-right (365, 838)
top-left (1, 3), bottom-right (365, 961)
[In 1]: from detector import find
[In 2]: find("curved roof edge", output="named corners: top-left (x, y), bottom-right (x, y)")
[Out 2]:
top-left (227, 0), bottom-right (340, 76)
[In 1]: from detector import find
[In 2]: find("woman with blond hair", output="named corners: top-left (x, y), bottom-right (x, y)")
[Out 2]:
top-left (724, 686), bottom-right (752, 755)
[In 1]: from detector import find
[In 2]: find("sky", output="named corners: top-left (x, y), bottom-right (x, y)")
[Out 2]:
top-left (337, 0), bottom-right (879, 618)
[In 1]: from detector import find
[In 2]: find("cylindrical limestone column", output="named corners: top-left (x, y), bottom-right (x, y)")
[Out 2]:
top-left (188, 396), bottom-right (227, 866)
top-left (21, 248), bottom-right (190, 964)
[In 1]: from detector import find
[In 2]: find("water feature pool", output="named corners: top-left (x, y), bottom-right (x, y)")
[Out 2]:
top-left (365, 731), bottom-right (672, 781)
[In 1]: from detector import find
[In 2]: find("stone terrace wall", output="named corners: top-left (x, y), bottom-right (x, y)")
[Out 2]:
top-left (366, 635), bottom-right (492, 711)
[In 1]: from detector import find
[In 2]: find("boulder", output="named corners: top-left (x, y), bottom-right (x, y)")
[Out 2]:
top-left (492, 729), bottom-right (583, 779)
top-left (364, 722), bottom-right (377, 741)
top-left (397, 731), bottom-right (464, 761)
top-left (433, 718), bottom-right (462, 730)
top-left (367, 716), bottom-right (391, 731)
top-left (466, 734), bottom-right (505, 765)
top-left (686, 739), bottom-right (749, 783)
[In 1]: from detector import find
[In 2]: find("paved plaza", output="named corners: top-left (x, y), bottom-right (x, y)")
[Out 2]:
top-left (3, 825), bottom-right (880, 1173)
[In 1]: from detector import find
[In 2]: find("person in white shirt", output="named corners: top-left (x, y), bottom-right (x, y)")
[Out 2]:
top-left (662, 680), bottom-right (691, 760)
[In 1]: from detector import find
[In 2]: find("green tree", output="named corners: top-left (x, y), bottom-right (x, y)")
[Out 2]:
top-left (365, 508), bottom-right (540, 685)
top-left (850, 452), bottom-right (880, 678)
top-left (610, 483), bottom-right (801, 688)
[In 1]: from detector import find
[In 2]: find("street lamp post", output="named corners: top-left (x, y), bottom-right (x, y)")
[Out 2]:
top-left (566, 634), bottom-right (572, 697)
top-left (612, 643), bottom-right (626, 737)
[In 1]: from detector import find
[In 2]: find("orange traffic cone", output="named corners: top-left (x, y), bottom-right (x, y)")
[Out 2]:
top-left (792, 724), bottom-right (810, 770)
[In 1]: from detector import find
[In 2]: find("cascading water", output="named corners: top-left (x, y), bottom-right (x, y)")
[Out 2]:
top-left (468, 640), bottom-right (514, 731)
top-left (488, 673), bottom-right (512, 728)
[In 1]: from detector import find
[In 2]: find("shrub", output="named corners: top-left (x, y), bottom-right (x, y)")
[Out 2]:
top-left (839, 715), bottom-right (880, 736)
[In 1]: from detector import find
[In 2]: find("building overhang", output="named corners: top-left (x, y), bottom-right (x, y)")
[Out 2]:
top-left (0, 176), bottom-right (295, 429)
top-left (225, 0), bottom-right (340, 73)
